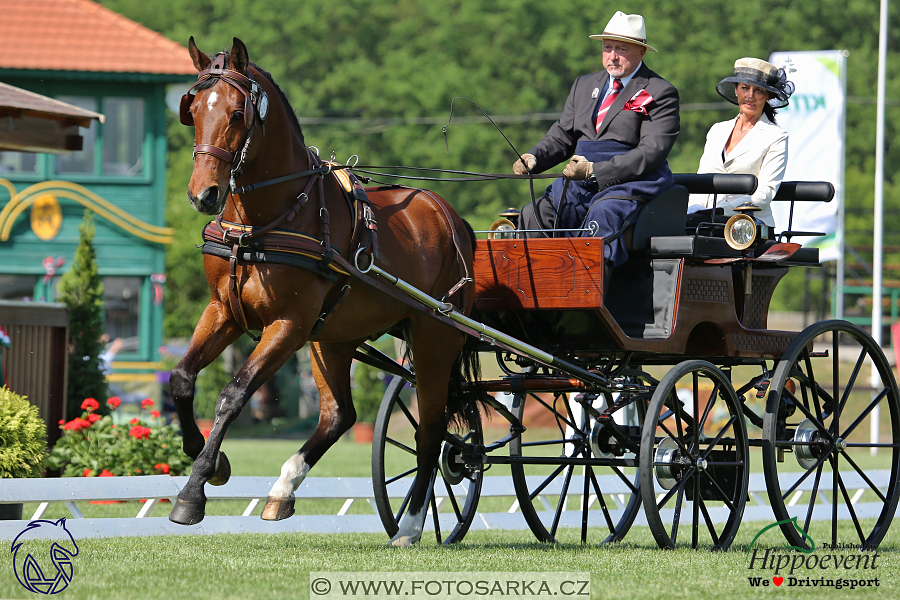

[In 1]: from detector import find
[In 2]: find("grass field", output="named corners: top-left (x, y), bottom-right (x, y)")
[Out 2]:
top-left (5, 437), bottom-right (898, 599)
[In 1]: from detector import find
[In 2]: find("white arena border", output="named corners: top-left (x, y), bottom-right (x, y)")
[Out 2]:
top-left (1, 471), bottom-right (893, 540)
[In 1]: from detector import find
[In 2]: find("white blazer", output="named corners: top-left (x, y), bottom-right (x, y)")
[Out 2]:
top-left (689, 114), bottom-right (789, 227)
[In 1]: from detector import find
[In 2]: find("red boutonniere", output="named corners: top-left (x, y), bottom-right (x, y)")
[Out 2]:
top-left (623, 89), bottom-right (654, 115)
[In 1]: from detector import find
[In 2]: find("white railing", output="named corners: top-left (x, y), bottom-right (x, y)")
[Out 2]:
top-left (0, 471), bottom-right (892, 540)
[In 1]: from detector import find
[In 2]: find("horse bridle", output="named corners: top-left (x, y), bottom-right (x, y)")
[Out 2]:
top-left (180, 51), bottom-right (270, 190)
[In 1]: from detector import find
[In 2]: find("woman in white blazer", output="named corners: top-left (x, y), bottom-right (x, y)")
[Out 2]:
top-left (688, 58), bottom-right (795, 230)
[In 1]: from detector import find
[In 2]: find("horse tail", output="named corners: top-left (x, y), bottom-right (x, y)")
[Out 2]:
top-left (445, 331), bottom-right (484, 429)
top-left (445, 217), bottom-right (483, 429)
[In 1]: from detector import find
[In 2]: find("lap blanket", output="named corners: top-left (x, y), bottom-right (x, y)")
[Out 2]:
top-left (545, 140), bottom-right (673, 267)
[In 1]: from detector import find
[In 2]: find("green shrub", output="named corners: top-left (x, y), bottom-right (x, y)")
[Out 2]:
top-left (0, 387), bottom-right (48, 478)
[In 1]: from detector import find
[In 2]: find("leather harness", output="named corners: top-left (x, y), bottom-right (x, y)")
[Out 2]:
top-left (184, 54), bottom-right (470, 341)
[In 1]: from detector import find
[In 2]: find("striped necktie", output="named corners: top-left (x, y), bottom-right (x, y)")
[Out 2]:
top-left (595, 78), bottom-right (623, 133)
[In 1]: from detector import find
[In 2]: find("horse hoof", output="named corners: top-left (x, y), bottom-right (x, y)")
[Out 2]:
top-left (388, 535), bottom-right (415, 548)
top-left (261, 496), bottom-right (295, 521)
top-left (169, 499), bottom-right (205, 525)
top-left (207, 451), bottom-right (231, 486)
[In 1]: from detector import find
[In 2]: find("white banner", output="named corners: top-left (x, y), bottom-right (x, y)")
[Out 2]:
top-left (768, 51), bottom-right (846, 261)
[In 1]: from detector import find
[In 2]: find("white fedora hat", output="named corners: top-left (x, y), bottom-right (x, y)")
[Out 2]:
top-left (589, 11), bottom-right (657, 53)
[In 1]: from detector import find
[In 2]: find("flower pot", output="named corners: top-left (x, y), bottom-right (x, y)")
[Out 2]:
top-left (352, 422), bottom-right (375, 444)
top-left (0, 503), bottom-right (23, 520)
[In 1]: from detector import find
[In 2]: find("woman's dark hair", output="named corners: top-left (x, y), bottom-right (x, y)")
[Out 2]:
top-left (763, 102), bottom-right (777, 124)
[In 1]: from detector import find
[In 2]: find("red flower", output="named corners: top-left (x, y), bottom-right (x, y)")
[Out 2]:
top-left (58, 419), bottom-right (66, 426)
top-left (151, 410), bottom-right (161, 419)
top-left (201, 429), bottom-right (212, 439)
top-left (107, 396), bottom-right (121, 409)
top-left (141, 398), bottom-right (154, 410)
top-left (99, 469), bottom-right (114, 477)
top-left (155, 463), bottom-right (171, 475)
top-left (129, 425), bottom-right (152, 440)
top-left (86, 413), bottom-right (102, 423)
top-left (81, 398), bottom-right (100, 412)
top-left (130, 417), bottom-right (140, 425)
top-left (84, 469), bottom-right (93, 477)
top-left (64, 418), bottom-right (92, 431)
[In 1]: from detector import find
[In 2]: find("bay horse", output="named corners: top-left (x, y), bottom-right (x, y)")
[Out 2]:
top-left (168, 37), bottom-right (479, 546)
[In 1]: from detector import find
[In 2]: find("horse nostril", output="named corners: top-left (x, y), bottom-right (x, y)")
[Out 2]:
top-left (205, 186), bottom-right (220, 205)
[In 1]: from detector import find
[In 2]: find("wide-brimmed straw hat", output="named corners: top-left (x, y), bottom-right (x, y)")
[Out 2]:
top-left (589, 11), bottom-right (657, 53)
top-left (716, 57), bottom-right (795, 109)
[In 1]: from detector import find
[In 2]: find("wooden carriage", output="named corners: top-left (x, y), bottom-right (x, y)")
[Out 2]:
top-left (371, 175), bottom-right (900, 550)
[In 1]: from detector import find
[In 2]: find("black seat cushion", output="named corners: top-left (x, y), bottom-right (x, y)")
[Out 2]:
top-left (628, 184), bottom-right (689, 252)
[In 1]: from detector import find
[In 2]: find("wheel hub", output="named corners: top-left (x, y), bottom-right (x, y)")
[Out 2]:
top-left (793, 418), bottom-right (823, 469)
top-left (440, 434), bottom-right (468, 485)
top-left (654, 437), bottom-right (683, 490)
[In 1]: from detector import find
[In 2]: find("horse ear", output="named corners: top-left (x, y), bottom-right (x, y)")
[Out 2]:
top-left (188, 36), bottom-right (211, 72)
top-left (230, 37), bottom-right (250, 74)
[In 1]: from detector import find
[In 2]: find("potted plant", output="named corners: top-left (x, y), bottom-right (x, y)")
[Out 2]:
top-left (47, 397), bottom-right (192, 477)
top-left (0, 387), bottom-right (48, 519)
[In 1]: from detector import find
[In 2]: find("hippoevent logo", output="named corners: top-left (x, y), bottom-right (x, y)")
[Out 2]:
top-left (10, 518), bottom-right (79, 594)
top-left (746, 518), bottom-right (880, 590)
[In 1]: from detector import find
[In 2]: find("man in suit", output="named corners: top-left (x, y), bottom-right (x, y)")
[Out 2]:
top-left (514, 11), bottom-right (680, 268)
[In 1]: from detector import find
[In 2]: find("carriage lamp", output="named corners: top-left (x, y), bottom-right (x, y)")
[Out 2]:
top-left (488, 208), bottom-right (521, 240)
top-left (724, 202), bottom-right (767, 251)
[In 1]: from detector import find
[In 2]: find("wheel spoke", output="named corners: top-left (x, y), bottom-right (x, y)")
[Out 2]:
top-left (698, 415), bottom-right (737, 462)
top-left (697, 496), bottom-right (720, 546)
top-left (698, 469), bottom-right (736, 510)
top-left (529, 464), bottom-right (567, 501)
top-left (781, 451), bottom-right (830, 500)
top-left (610, 465), bottom-right (639, 494)
top-left (397, 399), bottom-right (418, 430)
top-left (670, 486), bottom-right (685, 545)
top-left (802, 350), bottom-right (825, 422)
top-left (427, 469), bottom-right (441, 544)
top-left (589, 468), bottom-right (618, 534)
top-left (832, 456), bottom-right (867, 545)
top-left (531, 394), bottom-right (581, 431)
top-left (550, 464), bottom-right (575, 539)
top-left (386, 466), bottom-right (418, 486)
top-left (790, 396), bottom-right (836, 443)
top-left (841, 388), bottom-right (889, 439)
top-left (581, 463), bottom-right (591, 543)
top-left (443, 477), bottom-right (463, 522)
top-left (657, 418), bottom-right (693, 457)
top-left (832, 347), bottom-right (868, 431)
top-left (804, 462), bottom-right (824, 533)
top-left (692, 467), bottom-right (700, 549)
top-left (386, 437), bottom-right (416, 456)
top-left (656, 466), bottom-right (696, 510)
top-left (841, 452), bottom-right (888, 502)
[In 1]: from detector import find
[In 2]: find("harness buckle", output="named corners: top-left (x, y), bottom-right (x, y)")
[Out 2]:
top-left (237, 232), bottom-right (251, 248)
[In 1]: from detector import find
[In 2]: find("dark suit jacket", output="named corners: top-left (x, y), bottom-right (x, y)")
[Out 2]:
top-left (528, 62), bottom-right (680, 190)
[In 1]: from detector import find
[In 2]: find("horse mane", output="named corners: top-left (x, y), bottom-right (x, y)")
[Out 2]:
top-left (192, 56), bottom-right (304, 145)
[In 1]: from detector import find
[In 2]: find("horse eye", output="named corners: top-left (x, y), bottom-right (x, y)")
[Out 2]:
top-left (231, 111), bottom-right (244, 123)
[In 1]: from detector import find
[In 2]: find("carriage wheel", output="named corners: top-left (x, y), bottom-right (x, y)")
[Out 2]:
top-left (371, 375), bottom-right (483, 544)
top-left (639, 360), bottom-right (749, 550)
top-left (762, 320), bottom-right (900, 550)
top-left (509, 386), bottom-right (646, 544)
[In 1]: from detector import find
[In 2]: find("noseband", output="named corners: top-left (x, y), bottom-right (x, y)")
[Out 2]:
top-left (180, 51), bottom-right (270, 190)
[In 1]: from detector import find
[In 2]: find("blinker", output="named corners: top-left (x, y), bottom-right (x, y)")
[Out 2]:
top-left (180, 93), bottom-right (195, 126)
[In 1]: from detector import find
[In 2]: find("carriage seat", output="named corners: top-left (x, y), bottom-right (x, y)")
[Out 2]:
top-left (623, 184), bottom-right (689, 253)
top-left (644, 178), bottom-right (832, 264)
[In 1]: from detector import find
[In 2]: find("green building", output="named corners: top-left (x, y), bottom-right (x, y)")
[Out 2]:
top-left (0, 0), bottom-right (195, 382)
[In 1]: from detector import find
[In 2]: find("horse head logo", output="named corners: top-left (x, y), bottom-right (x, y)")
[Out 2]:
top-left (10, 518), bottom-right (79, 595)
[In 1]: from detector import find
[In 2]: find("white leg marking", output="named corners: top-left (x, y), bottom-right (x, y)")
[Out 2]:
top-left (206, 91), bottom-right (218, 110)
top-left (389, 507), bottom-right (425, 547)
top-left (268, 453), bottom-right (310, 499)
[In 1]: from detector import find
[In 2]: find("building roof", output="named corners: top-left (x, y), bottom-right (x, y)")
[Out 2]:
top-left (0, 81), bottom-right (105, 127)
top-left (0, 81), bottom-right (104, 152)
top-left (0, 0), bottom-right (196, 76)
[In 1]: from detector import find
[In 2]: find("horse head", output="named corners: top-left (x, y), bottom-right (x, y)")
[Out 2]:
top-left (183, 37), bottom-right (275, 216)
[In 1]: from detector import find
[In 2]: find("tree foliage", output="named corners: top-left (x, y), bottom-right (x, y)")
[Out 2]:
top-left (56, 211), bottom-right (107, 418)
top-left (98, 0), bottom-right (900, 329)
